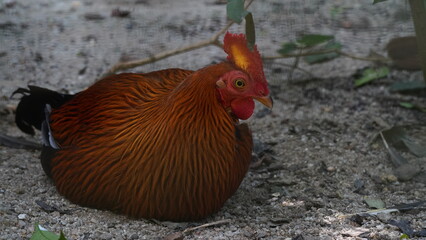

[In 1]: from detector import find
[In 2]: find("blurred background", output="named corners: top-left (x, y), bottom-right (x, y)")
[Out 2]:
top-left (0, 0), bottom-right (416, 94)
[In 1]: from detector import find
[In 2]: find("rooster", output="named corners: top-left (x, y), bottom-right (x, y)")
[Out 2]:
top-left (14, 32), bottom-right (272, 221)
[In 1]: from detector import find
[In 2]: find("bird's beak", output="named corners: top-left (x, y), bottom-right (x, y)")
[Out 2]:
top-left (254, 95), bottom-right (273, 109)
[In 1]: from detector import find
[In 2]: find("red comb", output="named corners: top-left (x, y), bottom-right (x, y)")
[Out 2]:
top-left (223, 32), bottom-right (268, 93)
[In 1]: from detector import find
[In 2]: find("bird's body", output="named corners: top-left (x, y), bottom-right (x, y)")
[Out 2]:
top-left (14, 33), bottom-right (271, 221)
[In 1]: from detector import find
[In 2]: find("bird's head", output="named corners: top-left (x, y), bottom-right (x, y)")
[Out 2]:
top-left (216, 32), bottom-right (272, 120)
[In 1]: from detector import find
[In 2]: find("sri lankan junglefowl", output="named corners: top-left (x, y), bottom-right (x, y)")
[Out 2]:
top-left (14, 32), bottom-right (272, 221)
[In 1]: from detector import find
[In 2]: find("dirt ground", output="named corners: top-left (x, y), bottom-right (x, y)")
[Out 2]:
top-left (0, 0), bottom-right (425, 239)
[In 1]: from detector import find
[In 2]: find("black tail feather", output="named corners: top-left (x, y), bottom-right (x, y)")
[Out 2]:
top-left (13, 85), bottom-right (75, 177)
top-left (12, 86), bottom-right (74, 135)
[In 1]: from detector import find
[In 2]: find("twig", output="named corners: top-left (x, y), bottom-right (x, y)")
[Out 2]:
top-left (263, 49), bottom-right (391, 64)
top-left (273, 62), bottom-right (314, 78)
top-left (102, 0), bottom-right (254, 77)
top-left (182, 219), bottom-right (231, 234)
top-left (103, 39), bottom-right (220, 77)
top-left (162, 219), bottom-right (232, 240)
top-left (287, 48), bottom-right (302, 81)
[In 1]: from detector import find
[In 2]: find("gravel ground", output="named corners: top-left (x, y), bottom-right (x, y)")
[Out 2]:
top-left (0, 0), bottom-right (425, 239)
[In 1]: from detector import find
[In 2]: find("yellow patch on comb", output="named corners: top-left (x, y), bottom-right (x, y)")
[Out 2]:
top-left (230, 45), bottom-right (250, 71)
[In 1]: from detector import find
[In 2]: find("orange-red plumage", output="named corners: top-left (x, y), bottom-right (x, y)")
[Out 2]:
top-left (14, 33), bottom-right (271, 221)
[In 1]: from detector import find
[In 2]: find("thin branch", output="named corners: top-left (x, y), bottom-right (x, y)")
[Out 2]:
top-left (263, 49), bottom-right (391, 64)
top-left (287, 48), bottom-right (302, 81)
top-left (162, 219), bottom-right (231, 240)
top-left (102, 0), bottom-right (255, 77)
top-left (275, 62), bottom-right (314, 78)
top-left (104, 39), bottom-right (215, 77)
top-left (182, 219), bottom-right (231, 234)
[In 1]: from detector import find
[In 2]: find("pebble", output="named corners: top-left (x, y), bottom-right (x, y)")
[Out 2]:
top-left (17, 213), bottom-right (27, 220)
top-left (99, 232), bottom-right (113, 240)
top-left (381, 174), bottom-right (398, 183)
top-left (326, 166), bottom-right (336, 172)
top-left (130, 233), bottom-right (139, 239)
top-left (376, 212), bottom-right (392, 222)
top-left (18, 220), bottom-right (26, 227)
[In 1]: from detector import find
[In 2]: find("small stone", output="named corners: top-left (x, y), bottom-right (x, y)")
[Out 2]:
top-left (51, 211), bottom-right (60, 218)
top-left (84, 13), bottom-right (105, 20)
top-left (271, 192), bottom-right (280, 197)
top-left (17, 214), bottom-right (27, 220)
top-left (99, 232), bottom-right (113, 240)
top-left (376, 212), bottom-right (392, 222)
top-left (326, 166), bottom-right (336, 172)
top-left (18, 220), bottom-right (26, 227)
top-left (381, 174), bottom-right (398, 183)
top-left (130, 234), bottom-right (139, 239)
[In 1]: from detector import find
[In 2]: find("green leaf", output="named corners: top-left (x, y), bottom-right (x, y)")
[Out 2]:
top-left (227, 0), bottom-right (249, 24)
top-left (296, 34), bottom-right (334, 48)
top-left (303, 41), bottom-right (342, 64)
top-left (400, 102), bottom-right (426, 113)
top-left (390, 80), bottom-right (426, 92)
top-left (399, 102), bottom-right (415, 109)
top-left (354, 67), bottom-right (389, 87)
top-left (278, 42), bottom-right (298, 55)
top-left (400, 233), bottom-right (410, 239)
top-left (373, 0), bottom-right (388, 4)
top-left (58, 232), bottom-right (67, 240)
top-left (30, 224), bottom-right (67, 240)
top-left (364, 197), bottom-right (386, 209)
top-left (245, 12), bottom-right (255, 50)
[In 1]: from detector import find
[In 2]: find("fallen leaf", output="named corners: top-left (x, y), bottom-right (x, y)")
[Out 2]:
top-left (364, 197), bottom-right (386, 209)
top-left (30, 223), bottom-right (67, 240)
top-left (388, 220), bottom-right (414, 238)
top-left (390, 80), bottom-right (426, 92)
top-left (355, 67), bottom-right (389, 87)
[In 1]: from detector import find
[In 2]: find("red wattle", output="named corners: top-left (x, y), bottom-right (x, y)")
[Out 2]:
top-left (231, 98), bottom-right (254, 120)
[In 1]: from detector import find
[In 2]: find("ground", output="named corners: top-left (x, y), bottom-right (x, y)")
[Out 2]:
top-left (0, 0), bottom-right (425, 239)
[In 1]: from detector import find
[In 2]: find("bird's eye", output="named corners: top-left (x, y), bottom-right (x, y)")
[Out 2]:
top-left (234, 79), bottom-right (245, 88)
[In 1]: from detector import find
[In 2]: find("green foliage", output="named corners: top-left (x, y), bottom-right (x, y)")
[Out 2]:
top-left (304, 41), bottom-right (342, 64)
top-left (364, 197), bottom-right (386, 209)
top-left (354, 67), bottom-right (389, 87)
top-left (296, 34), bottom-right (334, 48)
top-left (226, 0), bottom-right (256, 48)
top-left (278, 34), bottom-right (342, 64)
top-left (373, 0), bottom-right (388, 4)
top-left (390, 80), bottom-right (426, 92)
top-left (245, 12), bottom-right (255, 50)
top-left (399, 102), bottom-right (426, 113)
top-left (279, 34), bottom-right (335, 52)
top-left (400, 233), bottom-right (410, 239)
top-left (278, 42), bottom-right (298, 55)
top-left (227, 0), bottom-right (248, 23)
top-left (30, 224), bottom-right (67, 240)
